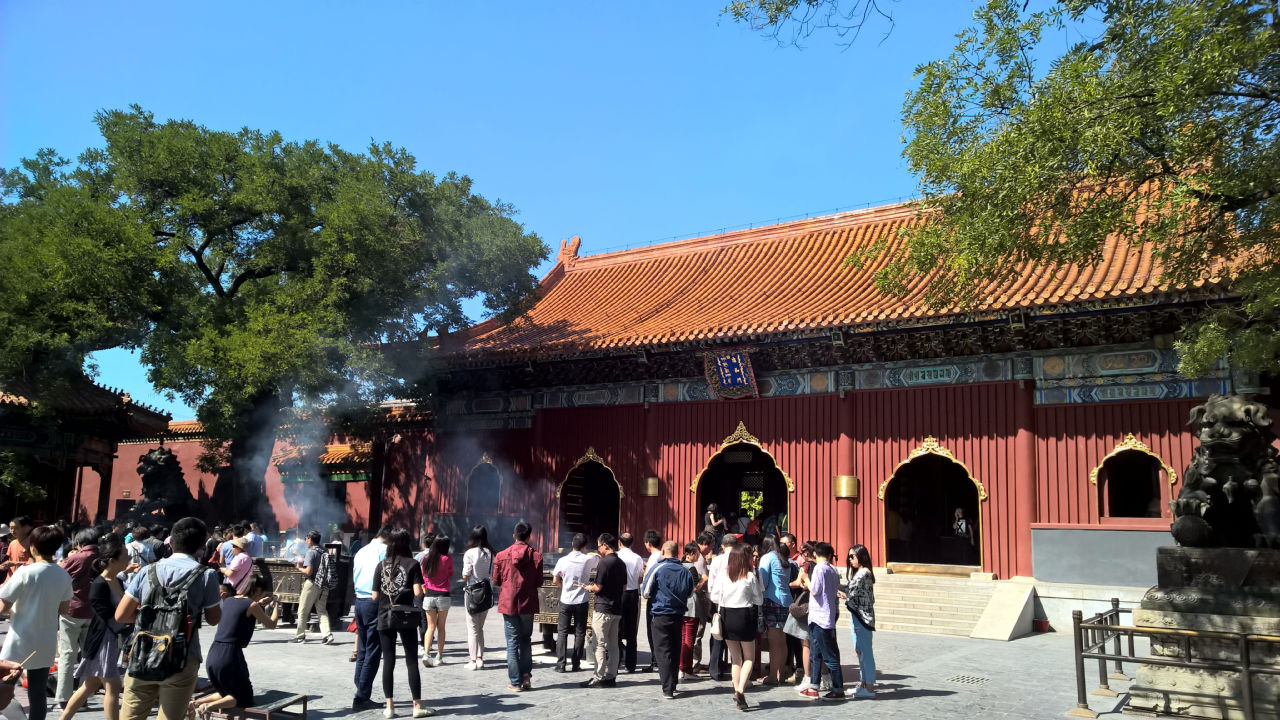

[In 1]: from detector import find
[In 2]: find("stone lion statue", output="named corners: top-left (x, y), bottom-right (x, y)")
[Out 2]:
top-left (1171, 394), bottom-right (1279, 548)
top-left (131, 443), bottom-right (196, 521)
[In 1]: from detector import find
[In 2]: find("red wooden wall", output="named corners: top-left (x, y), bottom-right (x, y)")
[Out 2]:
top-left (847, 382), bottom-right (1026, 580)
top-left (1034, 399), bottom-right (1197, 525)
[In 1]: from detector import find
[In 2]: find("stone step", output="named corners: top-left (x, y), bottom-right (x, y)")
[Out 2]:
top-left (876, 600), bottom-right (988, 617)
top-left (876, 620), bottom-right (974, 636)
top-left (876, 591), bottom-right (993, 605)
top-left (878, 607), bottom-right (986, 625)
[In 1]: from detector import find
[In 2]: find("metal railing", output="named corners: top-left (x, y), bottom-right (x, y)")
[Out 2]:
top-left (1069, 598), bottom-right (1280, 719)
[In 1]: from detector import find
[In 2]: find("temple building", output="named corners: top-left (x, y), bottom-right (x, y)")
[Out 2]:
top-left (1, 379), bottom-right (170, 521)
top-left (86, 202), bottom-right (1273, 628)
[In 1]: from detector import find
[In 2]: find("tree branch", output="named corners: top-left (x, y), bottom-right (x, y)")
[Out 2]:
top-left (185, 244), bottom-right (226, 297)
top-left (227, 266), bottom-right (280, 297)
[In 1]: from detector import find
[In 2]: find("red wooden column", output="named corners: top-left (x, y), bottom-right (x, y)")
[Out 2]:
top-left (1014, 381), bottom-right (1038, 577)
top-left (835, 392), bottom-right (857, 559)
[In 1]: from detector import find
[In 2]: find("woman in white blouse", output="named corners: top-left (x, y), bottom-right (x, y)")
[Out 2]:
top-left (711, 544), bottom-right (763, 710)
top-left (460, 526), bottom-right (494, 670)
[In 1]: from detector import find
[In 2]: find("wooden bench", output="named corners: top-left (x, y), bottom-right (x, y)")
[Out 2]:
top-left (203, 690), bottom-right (308, 720)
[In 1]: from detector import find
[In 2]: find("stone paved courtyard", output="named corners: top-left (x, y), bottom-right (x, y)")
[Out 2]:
top-left (20, 609), bottom-right (1141, 720)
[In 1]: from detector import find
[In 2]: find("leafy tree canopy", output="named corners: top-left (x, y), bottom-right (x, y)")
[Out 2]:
top-left (1, 107), bottom-right (548, 442)
top-left (733, 0), bottom-right (1280, 376)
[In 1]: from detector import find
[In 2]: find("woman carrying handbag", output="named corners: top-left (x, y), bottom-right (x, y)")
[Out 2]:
top-left (460, 526), bottom-right (495, 671)
top-left (373, 528), bottom-right (433, 718)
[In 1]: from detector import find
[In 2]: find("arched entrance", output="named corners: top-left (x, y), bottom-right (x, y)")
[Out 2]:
top-left (878, 437), bottom-right (986, 569)
top-left (465, 454), bottom-right (501, 514)
top-left (556, 448), bottom-right (622, 550)
top-left (1090, 434), bottom-right (1176, 519)
top-left (692, 423), bottom-right (793, 538)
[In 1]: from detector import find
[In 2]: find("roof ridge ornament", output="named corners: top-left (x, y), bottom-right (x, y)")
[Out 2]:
top-left (557, 236), bottom-right (582, 267)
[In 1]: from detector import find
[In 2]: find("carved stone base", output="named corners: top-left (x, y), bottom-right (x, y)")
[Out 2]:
top-left (1126, 547), bottom-right (1280, 720)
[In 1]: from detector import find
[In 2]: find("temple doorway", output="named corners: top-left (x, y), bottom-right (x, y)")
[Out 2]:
top-left (884, 452), bottom-right (981, 568)
top-left (696, 442), bottom-right (790, 539)
top-left (557, 449), bottom-right (621, 549)
top-left (465, 456), bottom-right (501, 514)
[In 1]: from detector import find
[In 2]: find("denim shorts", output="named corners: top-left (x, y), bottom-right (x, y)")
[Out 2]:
top-left (424, 595), bottom-right (452, 612)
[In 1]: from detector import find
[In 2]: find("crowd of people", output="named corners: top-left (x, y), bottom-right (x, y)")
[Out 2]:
top-left (0, 507), bottom-right (877, 719)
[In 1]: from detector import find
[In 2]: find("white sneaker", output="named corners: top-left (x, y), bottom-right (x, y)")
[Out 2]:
top-left (384, 707), bottom-right (395, 719)
top-left (679, 671), bottom-right (687, 681)
top-left (411, 708), bottom-right (436, 718)
top-left (432, 654), bottom-right (444, 666)
top-left (464, 661), bottom-right (477, 671)
top-left (474, 658), bottom-right (484, 670)
top-left (422, 655), bottom-right (438, 668)
top-left (820, 676), bottom-right (832, 692)
top-left (854, 686), bottom-right (875, 699)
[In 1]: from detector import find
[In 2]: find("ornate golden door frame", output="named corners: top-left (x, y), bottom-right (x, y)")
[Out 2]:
top-left (877, 437), bottom-right (988, 569)
top-left (555, 447), bottom-right (624, 550)
top-left (690, 422), bottom-right (795, 532)
top-left (1089, 433), bottom-right (1177, 519)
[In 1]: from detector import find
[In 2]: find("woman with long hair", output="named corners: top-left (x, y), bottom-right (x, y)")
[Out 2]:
top-left (844, 544), bottom-right (877, 699)
top-left (756, 535), bottom-right (792, 685)
top-left (0, 525), bottom-right (72, 720)
top-left (786, 541), bottom-right (816, 694)
top-left (419, 536), bottom-right (453, 667)
top-left (460, 526), bottom-right (494, 670)
top-left (191, 574), bottom-right (280, 719)
top-left (711, 543), bottom-right (762, 711)
top-left (703, 503), bottom-right (726, 541)
top-left (375, 528), bottom-right (432, 718)
top-left (59, 534), bottom-right (131, 720)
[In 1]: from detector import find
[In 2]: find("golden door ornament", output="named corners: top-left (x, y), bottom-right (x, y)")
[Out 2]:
top-left (690, 421), bottom-right (796, 493)
top-left (1088, 433), bottom-right (1178, 485)
top-left (876, 436), bottom-right (989, 501)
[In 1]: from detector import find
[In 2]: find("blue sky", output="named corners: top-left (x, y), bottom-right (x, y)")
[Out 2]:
top-left (2, 1), bottom-right (985, 418)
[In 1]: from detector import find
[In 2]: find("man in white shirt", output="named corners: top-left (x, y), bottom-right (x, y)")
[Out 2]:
top-left (641, 529), bottom-right (663, 673)
top-left (552, 533), bottom-right (598, 672)
top-left (350, 527), bottom-right (389, 710)
top-left (614, 532), bottom-right (645, 672)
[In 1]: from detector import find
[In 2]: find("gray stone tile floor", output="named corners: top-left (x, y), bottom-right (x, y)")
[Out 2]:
top-left (24, 610), bottom-right (1139, 720)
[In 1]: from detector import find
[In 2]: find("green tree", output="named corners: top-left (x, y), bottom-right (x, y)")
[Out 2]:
top-left (1, 107), bottom-right (547, 517)
top-left (732, 0), bottom-right (1280, 376)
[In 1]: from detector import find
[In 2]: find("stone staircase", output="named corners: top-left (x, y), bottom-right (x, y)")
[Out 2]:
top-left (868, 573), bottom-right (997, 637)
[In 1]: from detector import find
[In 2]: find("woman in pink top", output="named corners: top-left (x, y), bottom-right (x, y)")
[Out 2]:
top-left (419, 536), bottom-right (453, 667)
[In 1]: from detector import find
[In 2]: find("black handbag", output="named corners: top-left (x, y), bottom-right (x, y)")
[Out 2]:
top-left (387, 604), bottom-right (423, 631)
top-left (464, 579), bottom-right (493, 614)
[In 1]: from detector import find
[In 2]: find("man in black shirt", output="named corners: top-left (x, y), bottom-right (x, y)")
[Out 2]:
top-left (580, 533), bottom-right (626, 688)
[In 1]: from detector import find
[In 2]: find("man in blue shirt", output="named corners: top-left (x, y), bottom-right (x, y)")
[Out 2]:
top-left (350, 526), bottom-right (389, 710)
top-left (115, 517), bottom-right (222, 720)
top-left (244, 521), bottom-right (265, 558)
top-left (641, 541), bottom-right (693, 699)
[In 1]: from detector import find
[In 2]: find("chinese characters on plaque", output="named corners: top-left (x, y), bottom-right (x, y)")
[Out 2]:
top-left (704, 350), bottom-right (759, 400)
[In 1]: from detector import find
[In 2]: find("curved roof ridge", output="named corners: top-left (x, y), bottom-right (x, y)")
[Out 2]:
top-left (571, 201), bottom-right (918, 272)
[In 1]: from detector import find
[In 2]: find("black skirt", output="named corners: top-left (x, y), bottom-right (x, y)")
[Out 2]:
top-left (721, 606), bottom-right (758, 642)
top-left (206, 641), bottom-right (254, 707)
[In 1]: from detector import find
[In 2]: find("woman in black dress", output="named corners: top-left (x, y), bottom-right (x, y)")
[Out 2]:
top-left (192, 575), bottom-right (279, 718)
top-left (374, 528), bottom-right (432, 718)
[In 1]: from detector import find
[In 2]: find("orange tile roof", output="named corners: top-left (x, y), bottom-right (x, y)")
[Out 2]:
top-left (271, 443), bottom-right (372, 467)
top-left (453, 202), bottom-right (1213, 359)
top-left (0, 380), bottom-right (170, 433)
top-left (168, 420), bottom-right (204, 434)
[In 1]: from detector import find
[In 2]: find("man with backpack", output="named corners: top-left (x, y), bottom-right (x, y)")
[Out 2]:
top-left (115, 517), bottom-right (222, 720)
top-left (293, 530), bottom-right (335, 644)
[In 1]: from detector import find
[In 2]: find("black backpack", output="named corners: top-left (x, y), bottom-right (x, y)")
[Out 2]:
top-left (126, 564), bottom-right (207, 681)
top-left (315, 550), bottom-right (339, 590)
